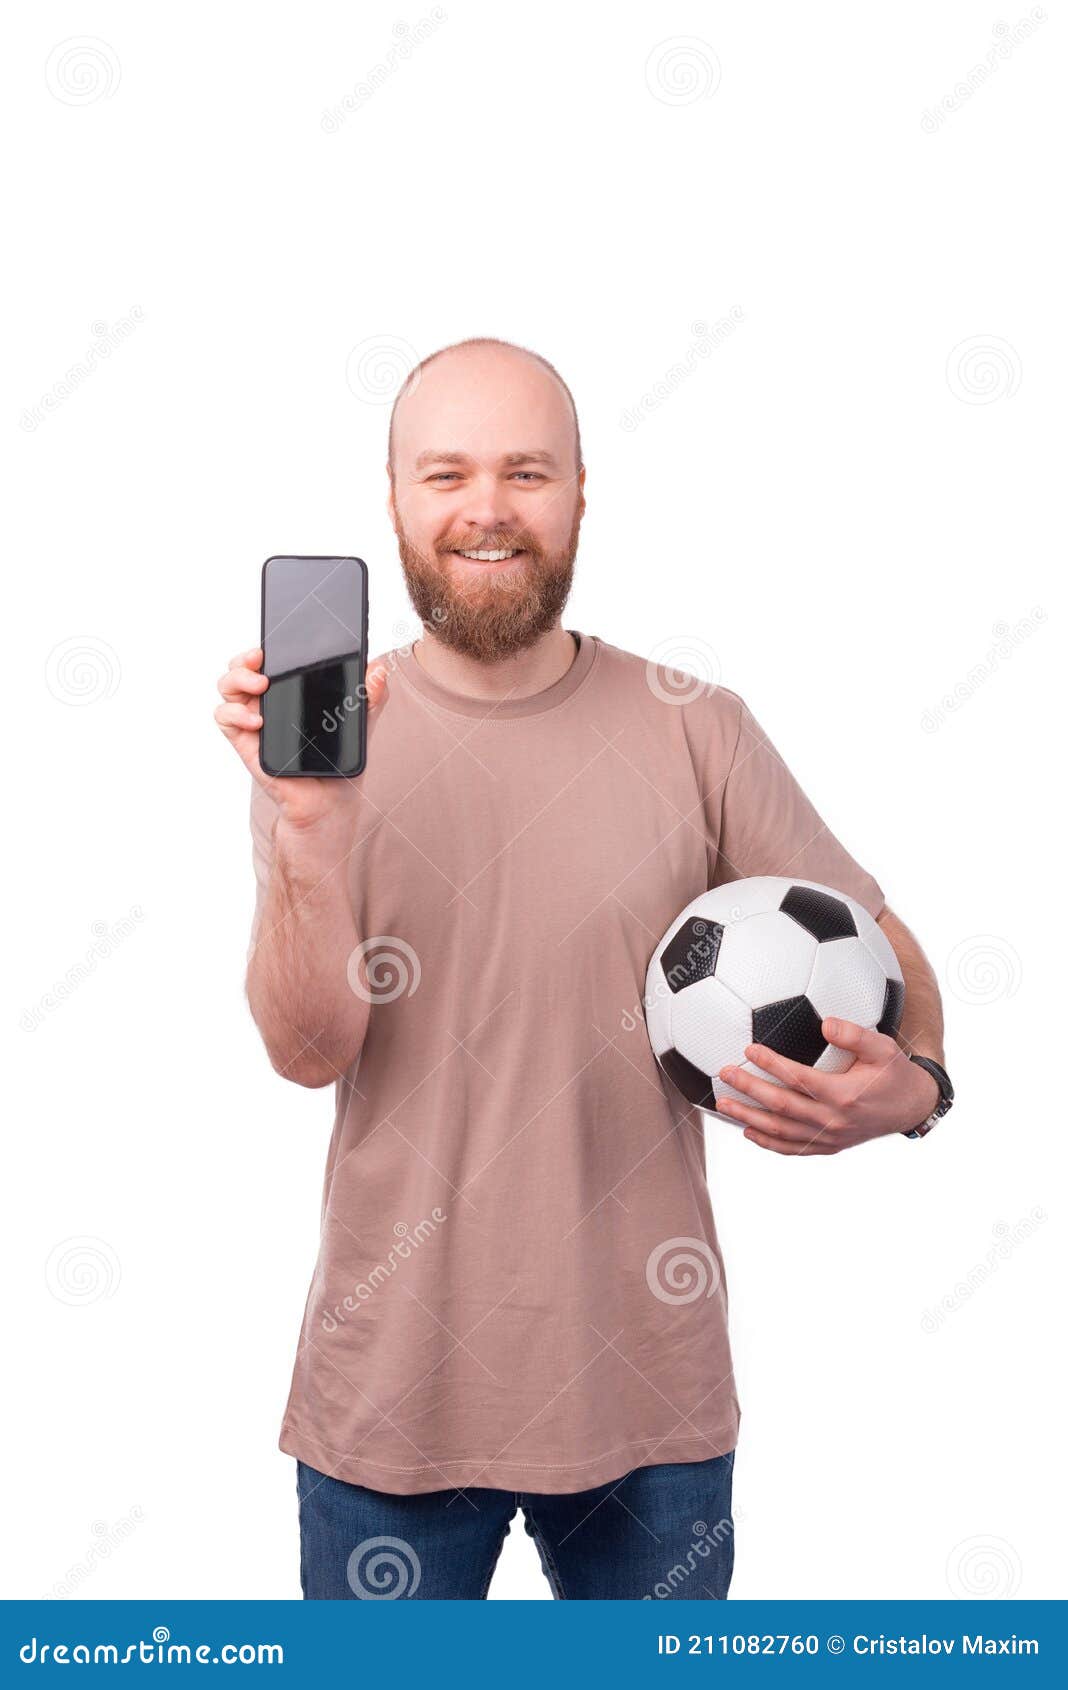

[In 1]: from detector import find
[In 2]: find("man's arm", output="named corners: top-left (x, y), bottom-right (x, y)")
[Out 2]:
top-left (245, 810), bottom-right (370, 1088)
top-left (217, 645), bottom-right (389, 1090)
top-left (876, 904), bottom-right (945, 1067)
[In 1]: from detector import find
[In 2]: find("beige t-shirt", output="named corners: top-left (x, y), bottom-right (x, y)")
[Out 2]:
top-left (248, 631), bottom-right (885, 1496)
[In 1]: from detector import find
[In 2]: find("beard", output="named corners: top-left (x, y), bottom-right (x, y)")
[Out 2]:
top-left (394, 499), bottom-right (581, 662)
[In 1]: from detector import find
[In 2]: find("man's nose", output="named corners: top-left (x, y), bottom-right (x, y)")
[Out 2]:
top-left (458, 476), bottom-right (518, 533)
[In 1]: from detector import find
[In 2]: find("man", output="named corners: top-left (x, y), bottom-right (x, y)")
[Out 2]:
top-left (215, 337), bottom-right (951, 1600)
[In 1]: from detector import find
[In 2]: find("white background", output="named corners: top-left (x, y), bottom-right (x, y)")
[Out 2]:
top-left (4, 1), bottom-right (1064, 1602)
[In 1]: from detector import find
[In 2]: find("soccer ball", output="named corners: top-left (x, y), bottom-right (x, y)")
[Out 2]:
top-left (644, 878), bottom-right (904, 1116)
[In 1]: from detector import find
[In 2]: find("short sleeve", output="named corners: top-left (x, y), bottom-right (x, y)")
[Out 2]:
top-left (248, 778), bottom-right (282, 964)
top-left (711, 694), bottom-right (886, 921)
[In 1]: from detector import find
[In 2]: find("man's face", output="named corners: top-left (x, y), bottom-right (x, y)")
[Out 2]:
top-left (387, 348), bottom-right (585, 662)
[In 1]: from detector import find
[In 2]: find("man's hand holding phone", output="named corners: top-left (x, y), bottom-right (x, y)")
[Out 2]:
top-left (214, 645), bottom-right (387, 830)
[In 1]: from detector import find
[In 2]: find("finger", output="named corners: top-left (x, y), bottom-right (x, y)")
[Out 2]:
top-left (228, 646), bottom-right (263, 670)
top-left (728, 1101), bottom-right (840, 1152)
top-left (714, 1095), bottom-right (818, 1143)
top-left (750, 1115), bottom-right (840, 1153)
top-left (743, 1126), bottom-right (831, 1156)
top-left (218, 666), bottom-right (270, 702)
top-left (741, 1043), bottom-right (840, 1103)
top-left (822, 1018), bottom-right (892, 1065)
top-left (364, 661), bottom-right (388, 710)
top-left (221, 658), bottom-right (382, 708)
top-left (214, 700), bottom-right (263, 732)
top-left (718, 1064), bottom-right (826, 1125)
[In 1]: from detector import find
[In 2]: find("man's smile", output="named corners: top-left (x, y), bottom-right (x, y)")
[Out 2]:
top-left (447, 547), bottom-right (528, 568)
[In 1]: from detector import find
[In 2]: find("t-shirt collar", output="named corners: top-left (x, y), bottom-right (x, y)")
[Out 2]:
top-left (393, 628), bottom-right (598, 719)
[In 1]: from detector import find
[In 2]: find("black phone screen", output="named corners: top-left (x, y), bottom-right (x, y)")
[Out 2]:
top-left (259, 555), bottom-right (368, 778)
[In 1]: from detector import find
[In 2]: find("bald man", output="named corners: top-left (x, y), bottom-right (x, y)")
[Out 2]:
top-left (215, 337), bottom-right (945, 1600)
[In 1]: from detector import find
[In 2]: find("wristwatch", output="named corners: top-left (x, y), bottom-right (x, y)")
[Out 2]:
top-left (902, 1054), bottom-right (954, 1138)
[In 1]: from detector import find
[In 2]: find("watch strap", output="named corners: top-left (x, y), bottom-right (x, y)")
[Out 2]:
top-left (903, 1053), bottom-right (954, 1138)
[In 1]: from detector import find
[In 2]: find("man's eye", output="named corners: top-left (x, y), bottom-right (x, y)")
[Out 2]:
top-left (427, 470), bottom-right (544, 485)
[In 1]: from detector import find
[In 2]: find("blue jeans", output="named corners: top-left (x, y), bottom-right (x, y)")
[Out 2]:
top-left (296, 1450), bottom-right (735, 1599)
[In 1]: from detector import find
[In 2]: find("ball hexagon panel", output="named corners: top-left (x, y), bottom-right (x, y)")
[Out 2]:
top-left (668, 975), bottom-right (758, 1108)
top-left (714, 912), bottom-right (817, 1010)
top-left (858, 925), bottom-right (907, 1039)
top-left (807, 934), bottom-right (890, 1029)
top-left (670, 974), bottom-right (752, 1071)
top-left (709, 876), bottom-right (803, 920)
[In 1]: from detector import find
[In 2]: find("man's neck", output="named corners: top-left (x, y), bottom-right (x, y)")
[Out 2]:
top-left (410, 623), bottom-right (578, 703)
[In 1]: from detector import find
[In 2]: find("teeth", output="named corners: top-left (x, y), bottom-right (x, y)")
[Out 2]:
top-left (456, 549), bottom-right (520, 561)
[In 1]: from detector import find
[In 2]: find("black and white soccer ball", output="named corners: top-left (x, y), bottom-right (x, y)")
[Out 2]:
top-left (644, 877), bottom-right (904, 1116)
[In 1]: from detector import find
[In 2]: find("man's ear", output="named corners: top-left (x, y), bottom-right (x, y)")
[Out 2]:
top-left (577, 462), bottom-right (587, 519)
top-left (385, 468), bottom-right (397, 534)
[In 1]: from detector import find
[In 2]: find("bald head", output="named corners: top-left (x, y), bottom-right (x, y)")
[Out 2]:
top-left (387, 337), bottom-right (582, 482)
top-left (384, 336), bottom-right (586, 662)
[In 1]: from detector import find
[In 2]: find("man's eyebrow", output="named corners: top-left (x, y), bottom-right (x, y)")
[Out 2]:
top-left (412, 448), bottom-right (558, 471)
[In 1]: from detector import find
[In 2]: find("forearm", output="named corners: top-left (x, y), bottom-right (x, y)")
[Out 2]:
top-left (245, 813), bottom-right (369, 1086)
top-left (877, 906), bottom-right (945, 1066)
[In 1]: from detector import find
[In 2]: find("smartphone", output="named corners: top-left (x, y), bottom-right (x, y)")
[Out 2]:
top-left (259, 555), bottom-right (368, 778)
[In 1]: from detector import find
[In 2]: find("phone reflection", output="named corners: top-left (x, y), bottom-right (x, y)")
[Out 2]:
top-left (260, 651), bottom-right (364, 776)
